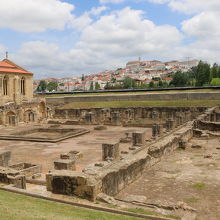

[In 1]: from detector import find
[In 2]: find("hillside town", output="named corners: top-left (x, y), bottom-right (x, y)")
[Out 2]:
top-left (34, 59), bottom-right (199, 92)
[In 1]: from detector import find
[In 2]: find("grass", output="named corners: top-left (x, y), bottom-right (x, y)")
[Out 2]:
top-left (124, 208), bottom-right (180, 220)
top-left (42, 88), bottom-right (220, 98)
top-left (0, 190), bottom-right (140, 220)
top-left (192, 182), bottom-right (206, 190)
top-left (59, 100), bottom-right (220, 109)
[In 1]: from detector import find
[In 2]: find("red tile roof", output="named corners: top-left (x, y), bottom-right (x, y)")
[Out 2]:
top-left (0, 59), bottom-right (33, 75)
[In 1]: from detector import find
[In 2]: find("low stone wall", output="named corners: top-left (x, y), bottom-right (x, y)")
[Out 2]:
top-left (47, 121), bottom-right (193, 200)
top-left (0, 166), bottom-right (26, 189)
top-left (10, 163), bottom-right (42, 177)
top-left (46, 92), bottom-right (220, 106)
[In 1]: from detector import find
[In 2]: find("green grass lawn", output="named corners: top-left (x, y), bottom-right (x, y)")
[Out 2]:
top-left (59, 100), bottom-right (220, 109)
top-left (43, 88), bottom-right (220, 98)
top-left (0, 190), bottom-right (140, 220)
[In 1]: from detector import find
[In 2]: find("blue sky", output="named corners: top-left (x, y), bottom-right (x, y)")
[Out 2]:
top-left (0, 0), bottom-right (219, 78)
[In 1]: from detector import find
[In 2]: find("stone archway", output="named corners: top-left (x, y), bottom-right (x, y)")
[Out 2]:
top-left (24, 110), bottom-right (36, 122)
top-left (6, 111), bottom-right (17, 126)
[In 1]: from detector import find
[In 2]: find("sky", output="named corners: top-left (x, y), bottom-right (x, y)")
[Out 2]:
top-left (0, 0), bottom-right (219, 79)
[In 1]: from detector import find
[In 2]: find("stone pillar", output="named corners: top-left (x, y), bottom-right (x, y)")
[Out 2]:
top-left (85, 112), bottom-right (95, 124)
top-left (166, 119), bottom-right (174, 132)
top-left (111, 112), bottom-right (121, 126)
top-left (102, 142), bottom-right (120, 161)
top-left (152, 111), bottom-right (158, 120)
top-left (156, 123), bottom-right (162, 136)
top-left (132, 131), bottom-right (146, 146)
top-left (152, 124), bottom-right (158, 138)
top-left (54, 159), bottom-right (76, 170)
top-left (0, 151), bottom-right (11, 167)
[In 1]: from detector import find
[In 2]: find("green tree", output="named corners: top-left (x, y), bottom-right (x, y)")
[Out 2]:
top-left (211, 63), bottom-right (219, 79)
top-left (95, 82), bottom-right (101, 90)
top-left (89, 82), bottom-right (94, 91)
top-left (47, 82), bottom-right (58, 92)
top-left (195, 61), bottom-right (211, 86)
top-left (36, 80), bottom-right (47, 92)
top-left (123, 77), bottom-right (136, 89)
top-left (170, 71), bottom-right (188, 87)
top-left (149, 81), bottom-right (155, 88)
top-left (158, 80), bottom-right (163, 87)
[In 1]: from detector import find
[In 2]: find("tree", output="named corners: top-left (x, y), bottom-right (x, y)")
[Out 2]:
top-left (149, 81), bottom-right (155, 88)
top-left (89, 82), bottom-right (94, 91)
top-left (123, 77), bottom-right (136, 89)
top-left (95, 82), bottom-right (101, 90)
top-left (170, 71), bottom-right (188, 87)
top-left (158, 80), bottom-right (163, 87)
top-left (194, 61), bottom-right (211, 86)
top-left (36, 80), bottom-right (47, 92)
top-left (104, 82), bottom-right (111, 89)
top-left (47, 82), bottom-right (58, 92)
top-left (211, 63), bottom-right (219, 79)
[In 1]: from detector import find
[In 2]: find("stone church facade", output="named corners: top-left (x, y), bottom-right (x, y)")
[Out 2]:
top-left (0, 58), bottom-right (46, 125)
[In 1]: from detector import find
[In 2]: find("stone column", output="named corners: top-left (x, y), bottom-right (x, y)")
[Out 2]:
top-left (0, 151), bottom-right (11, 167)
top-left (165, 119), bottom-right (174, 132)
top-left (102, 142), bottom-right (120, 161)
top-left (152, 111), bottom-right (158, 120)
top-left (111, 112), bottom-right (121, 126)
top-left (85, 112), bottom-right (95, 124)
top-left (152, 124), bottom-right (158, 138)
top-left (132, 131), bottom-right (146, 146)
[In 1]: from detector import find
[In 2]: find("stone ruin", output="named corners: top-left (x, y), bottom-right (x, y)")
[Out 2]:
top-left (2, 105), bottom-right (220, 204)
top-left (0, 151), bottom-right (41, 189)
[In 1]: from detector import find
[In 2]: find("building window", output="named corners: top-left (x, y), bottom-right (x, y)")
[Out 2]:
top-left (3, 76), bottom-right (8, 96)
top-left (21, 77), bottom-right (25, 95)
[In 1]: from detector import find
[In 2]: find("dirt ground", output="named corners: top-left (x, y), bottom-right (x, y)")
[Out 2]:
top-left (0, 124), bottom-right (150, 173)
top-left (117, 136), bottom-right (220, 220)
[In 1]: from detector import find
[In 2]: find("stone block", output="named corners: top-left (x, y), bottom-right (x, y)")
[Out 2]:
top-left (54, 159), bottom-right (76, 170)
top-left (0, 151), bottom-right (11, 167)
top-left (102, 142), bottom-right (120, 161)
top-left (132, 131), bottom-right (146, 146)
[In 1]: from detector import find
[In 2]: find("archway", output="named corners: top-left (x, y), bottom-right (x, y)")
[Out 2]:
top-left (6, 111), bottom-right (16, 126)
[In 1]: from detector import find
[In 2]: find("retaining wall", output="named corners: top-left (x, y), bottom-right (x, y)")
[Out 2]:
top-left (46, 92), bottom-right (220, 105)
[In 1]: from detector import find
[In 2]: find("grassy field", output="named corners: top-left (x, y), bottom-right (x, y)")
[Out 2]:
top-left (37, 88), bottom-right (220, 98)
top-left (59, 100), bottom-right (220, 109)
top-left (0, 190), bottom-right (140, 220)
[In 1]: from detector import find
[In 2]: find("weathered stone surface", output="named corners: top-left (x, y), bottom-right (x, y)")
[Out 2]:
top-left (46, 171), bottom-right (99, 201)
top-left (132, 131), bottom-right (146, 146)
top-left (54, 159), bottom-right (76, 171)
top-left (0, 151), bottom-right (11, 167)
top-left (102, 142), bottom-right (120, 161)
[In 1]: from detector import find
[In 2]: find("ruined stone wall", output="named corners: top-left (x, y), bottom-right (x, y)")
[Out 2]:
top-left (100, 122), bottom-right (193, 196)
top-left (46, 92), bottom-right (220, 106)
top-left (47, 121), bottom-right (193, 200)
top-left (52, 107), bottom-right (205, 126)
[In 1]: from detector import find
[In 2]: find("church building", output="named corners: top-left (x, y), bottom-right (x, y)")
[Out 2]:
top-left (0, 58), bottom-right (46, 125)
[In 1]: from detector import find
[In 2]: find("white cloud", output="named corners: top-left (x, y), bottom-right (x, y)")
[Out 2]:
top-left (182, 11), bottom-right (220, 39)
top-left (12, 7), bottom-right (183, 78)
top-left (100, 0), bottom-right (126, 4)
top-left (0, 0), bottom-right (74, 32)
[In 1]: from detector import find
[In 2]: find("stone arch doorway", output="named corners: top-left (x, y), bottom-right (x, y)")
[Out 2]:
top-left (6, 111), bottom-right (17, 126)
top-left (24, 110), bottom-right (35, 122)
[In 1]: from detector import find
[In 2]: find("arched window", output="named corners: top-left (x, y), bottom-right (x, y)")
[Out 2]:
top-left (21, 77), bottom-right (25, 95)
top-left (3, 76), bottom-right (8, 96)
